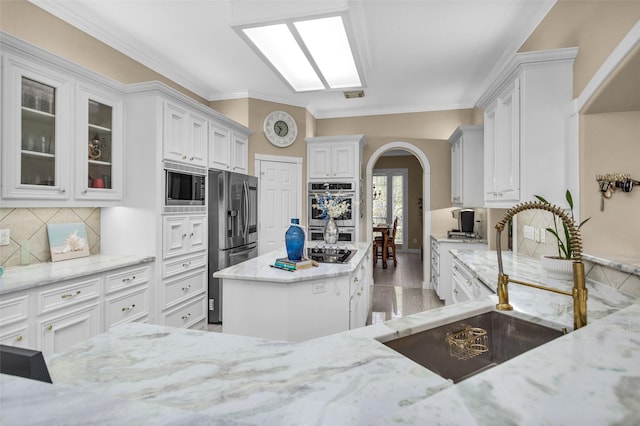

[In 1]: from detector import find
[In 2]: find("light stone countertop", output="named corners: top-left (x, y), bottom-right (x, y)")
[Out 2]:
top-left (1, 250), bottom-right (638, 425)
top-left (0, 254), bottom-right (155, 295)
top-left (214, 242), bottom-right (371, 283)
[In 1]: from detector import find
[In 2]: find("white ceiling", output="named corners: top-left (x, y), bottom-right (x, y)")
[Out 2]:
top-left (31, 0), bottom-right (556, 119)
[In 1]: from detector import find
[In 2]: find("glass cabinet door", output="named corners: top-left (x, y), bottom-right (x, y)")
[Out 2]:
top-left (87, 100), bottom-right (113, 189)
top-left (76, 85), bottom-right (122, 201)
top-left (21, 77), bottom-right (57, 186)
top-left (2, 54), bottom-right (71, 202)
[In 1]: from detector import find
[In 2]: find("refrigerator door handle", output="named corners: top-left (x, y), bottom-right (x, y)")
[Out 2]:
top-left (242, 181), bottom-right (249, 238)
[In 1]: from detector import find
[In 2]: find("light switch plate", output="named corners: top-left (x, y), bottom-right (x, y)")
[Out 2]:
top-left (0, 229), bottom-right (10, 246)
top-left (523, 225), bottom-right (535, 240)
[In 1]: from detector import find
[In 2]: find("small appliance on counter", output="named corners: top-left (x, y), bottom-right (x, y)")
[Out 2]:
top-left (448, 209), bottom-right (479, 239)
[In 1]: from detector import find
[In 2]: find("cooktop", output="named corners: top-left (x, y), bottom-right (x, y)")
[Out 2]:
top-left (307, 247), bottom-right (357, 264)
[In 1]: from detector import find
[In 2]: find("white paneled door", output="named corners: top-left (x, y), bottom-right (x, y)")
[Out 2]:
top-left (255, 156), bottom-right (303, 255)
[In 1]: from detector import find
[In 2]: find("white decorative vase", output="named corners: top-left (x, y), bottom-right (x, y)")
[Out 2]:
top-left (323, 217), bottom-right (338, 244)
top-left (541, 256), bottom-right (574, 280)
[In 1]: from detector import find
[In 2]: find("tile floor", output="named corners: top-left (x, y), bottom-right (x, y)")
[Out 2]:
top-left (369, 251), bottom-right (444, 324)
top-left (207, 251), bottom-right (443, 333)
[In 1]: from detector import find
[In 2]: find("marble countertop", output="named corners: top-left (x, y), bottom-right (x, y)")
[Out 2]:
top-left (214, 242), bottom-right (371, 283)
top-left (0, 254), bottom-right (155, 295)
top-left (431, 234), bottom-right (488, 244)
top-left (2, 250), bottom-right (639, 425)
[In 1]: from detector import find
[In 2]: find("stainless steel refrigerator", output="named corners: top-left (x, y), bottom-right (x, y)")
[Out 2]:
top-left (208, 170), bottom-right (259, 323)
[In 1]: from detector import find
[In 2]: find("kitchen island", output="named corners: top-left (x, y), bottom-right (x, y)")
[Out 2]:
top-left (1, 251), bottom-right (639, 425)
top-left (213, 242), bottom-right (373, 342)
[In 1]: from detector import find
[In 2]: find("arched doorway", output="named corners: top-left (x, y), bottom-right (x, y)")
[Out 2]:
top-left (365, 142), bottom-right (431, 289)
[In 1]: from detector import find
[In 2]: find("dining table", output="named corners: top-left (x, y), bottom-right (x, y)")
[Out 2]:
top-left (373, 224), bottom-right (391, 268)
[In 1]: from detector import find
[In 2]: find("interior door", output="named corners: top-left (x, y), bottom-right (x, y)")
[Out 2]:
top-left (256, 157), bottom-right (302, 255)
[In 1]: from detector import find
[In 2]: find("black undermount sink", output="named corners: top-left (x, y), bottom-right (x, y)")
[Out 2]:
top-left (383, 311), bottom-right (566, 383)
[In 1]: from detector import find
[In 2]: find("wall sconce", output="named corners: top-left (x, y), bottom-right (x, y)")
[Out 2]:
top-left (596, 173), bottom-right (640, 211)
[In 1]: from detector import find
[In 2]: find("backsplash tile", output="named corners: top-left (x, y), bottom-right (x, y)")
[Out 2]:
top-left (0, 208), bottom-right (101, 267)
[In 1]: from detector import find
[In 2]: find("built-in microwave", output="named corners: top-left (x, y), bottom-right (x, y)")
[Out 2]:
top-left (164, 161), bottom-right (206, 212)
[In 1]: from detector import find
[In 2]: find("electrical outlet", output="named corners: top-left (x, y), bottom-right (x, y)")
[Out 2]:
top-left (523, 225), bottom-right (535, 240)
top-left (539, 228), bottom-right (546, 243)
top-left (0, 229), bottom-right (10, 246)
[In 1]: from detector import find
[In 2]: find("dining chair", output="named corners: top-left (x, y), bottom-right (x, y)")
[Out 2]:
top-left (373, 217), bottom-right (398, 267)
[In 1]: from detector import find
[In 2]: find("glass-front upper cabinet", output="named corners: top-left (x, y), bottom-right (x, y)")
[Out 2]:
top-left (2, 54), bottom-right (72, 201)
top-left (76, 83), bottom-right (123, 201)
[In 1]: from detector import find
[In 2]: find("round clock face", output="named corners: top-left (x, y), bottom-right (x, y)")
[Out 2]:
top-left (264, 111), bottom-right (297, 147)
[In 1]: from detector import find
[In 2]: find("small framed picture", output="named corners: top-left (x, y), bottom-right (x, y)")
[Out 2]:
top-left (47, 223), bottom-right (90, 262)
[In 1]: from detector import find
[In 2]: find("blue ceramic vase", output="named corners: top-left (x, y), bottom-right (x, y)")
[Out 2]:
top-left (285, 218), bottom-right (305, 261)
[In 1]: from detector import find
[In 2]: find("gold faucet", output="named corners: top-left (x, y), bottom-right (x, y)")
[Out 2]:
top-left (495, 201), bottom-right (588, 330)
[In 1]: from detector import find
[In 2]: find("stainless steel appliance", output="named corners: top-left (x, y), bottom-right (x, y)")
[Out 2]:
top-left (308, 226), bottom-right (355, 242)
top-left (208, 170), bottom-right (258, 323)
top-left (307, 247), bottom-right (357, 264)
top-left (164, 161), bottom-right (206, 213)
top-left (451, 209), bottom-right (475, 233)
top-left (308, 182), bottom-right (355, 227)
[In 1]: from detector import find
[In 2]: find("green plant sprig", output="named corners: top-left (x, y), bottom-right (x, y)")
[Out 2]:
top-left (534, 190), bottom-right (591, 259)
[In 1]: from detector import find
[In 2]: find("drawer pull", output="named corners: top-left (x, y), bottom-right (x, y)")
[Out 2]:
top-left (353, 277), bottom-right (359, 282)
top-left (46, 325), bottom-right (53, 331)
top-left (15, 335), bottom-right (23, 342)
top-left (181, 313), bottom-right (191, 321)
top-left (121, 304), bottom-right (136, 312)
top-left (61, 290), bottom-right (81, 299)
top-left (182, 262), bottom-right (192, 268)
top-left (122, 276), bottom-right (136, 283)
top-left (181, 284), bottom-right (191, 292)
top-left (182, 234), bottom-right (187, 238)
top-left (190, 233), bottom-right (194, 237)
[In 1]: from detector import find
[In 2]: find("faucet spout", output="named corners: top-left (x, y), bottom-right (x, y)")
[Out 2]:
top-left (495, 201), bottom-right (588, 330)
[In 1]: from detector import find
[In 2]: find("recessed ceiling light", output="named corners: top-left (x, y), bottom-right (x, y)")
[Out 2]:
top-left (236, 14), bottom-right (364, 93)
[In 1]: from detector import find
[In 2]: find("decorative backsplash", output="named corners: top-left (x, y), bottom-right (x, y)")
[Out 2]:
top-left (515, 209), bottom-right (560, 259)
top-left (0, 208), bottom-right (101, 267)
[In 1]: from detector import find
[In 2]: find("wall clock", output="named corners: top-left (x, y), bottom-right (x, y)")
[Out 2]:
top-left (263, 110), bottom-right (297, 148)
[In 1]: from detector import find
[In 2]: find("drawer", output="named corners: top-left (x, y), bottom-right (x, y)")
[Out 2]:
top-left (162, 252), bottom-right (207, 279)
top-left (105, 266), bottom-right (150, 294)
top-left (38, 278), bottom-right (101, 315)
top-left (0, 323), bottom-right (31, 348)
top-left (162, 268), bottom-right (206, 309)
top-left (105, 286), bottom-right (149, 329)
top-left (0, 294), bottom-right (29, 326)
top-left (163, 294), bottom-right (206, 329)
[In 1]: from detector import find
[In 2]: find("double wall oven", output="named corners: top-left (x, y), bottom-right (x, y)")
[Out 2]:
top-left (308, 181), bottom-right (356, 243)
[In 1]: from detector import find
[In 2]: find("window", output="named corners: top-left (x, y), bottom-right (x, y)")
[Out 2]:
top-left (372, 169), bottom-right (407, 246)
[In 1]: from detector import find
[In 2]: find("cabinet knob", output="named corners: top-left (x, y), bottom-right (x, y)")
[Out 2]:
top-left (15, 335), bottom-right (23, 342)
top-left (60, 188), bottom-right (66, 194)
top-left (181, 313), bottom-right (191, 321)
top-left (182, 155), bottom-right (187, 160)
top-left (190, 233), bottom-right (194, 237)
top-left (46, 325), bottom-right (53, 331)
top-left (190, 157), bottom-right (194, 161)
top-left (182, 261), bottom-right (191, 268)
top-left (182, 234), bottom-right (187, 238)
top-left (181, 284), bottom-right (191, 292)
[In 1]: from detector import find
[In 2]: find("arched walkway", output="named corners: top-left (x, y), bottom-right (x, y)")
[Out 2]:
top-left (365, 142), bottom-right (431, 289)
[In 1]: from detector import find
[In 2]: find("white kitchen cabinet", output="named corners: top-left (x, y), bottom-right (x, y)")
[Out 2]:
top-left (38, 302), bottom-right (101, 356)
top-left (306, 135), bottom-right (365, 180)
top-left (162, 293), bottom-right (207, 330)
top-left (449, 125), bottom-right (484, 207)
top-left (430, 236), bottom-right (487, 305)
top-left (1, 53), bottom-right (72, 202)
top-left (162, 215), bottom-right (207, 259)
top-left (1, 39), bottom-right (126, 207)
top-left (163, 102), bottom-right (207, 167)
top-left (0, 294), bottom-right (31, 349)
top-left (349, 249), bottom-right (372, 329)
top-left (209, 120), bottom-right (249, 174)
top-left (76, 83), bottom-right (124, 201)
top-left (0, 263), bottom-right (152, 356)
top-left (477, 48), bottom-right (578, 207)
top-left (451, 257), bottom-right (493, 304)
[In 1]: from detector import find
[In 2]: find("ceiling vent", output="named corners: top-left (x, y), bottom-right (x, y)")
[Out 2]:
top-left (344, 90), bottom-right (365, 99)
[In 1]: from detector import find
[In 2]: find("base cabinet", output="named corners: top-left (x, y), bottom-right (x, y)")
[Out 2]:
top-left (0, 263), bottom-right (152, 357)
top-left (451, 257), bottom-right (493, 304)
top-left (430, 237), bottom-right (487, 305)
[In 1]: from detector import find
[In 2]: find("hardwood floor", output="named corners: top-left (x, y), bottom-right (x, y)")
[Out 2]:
top-left (370, 251), bottom-right (444, 324)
